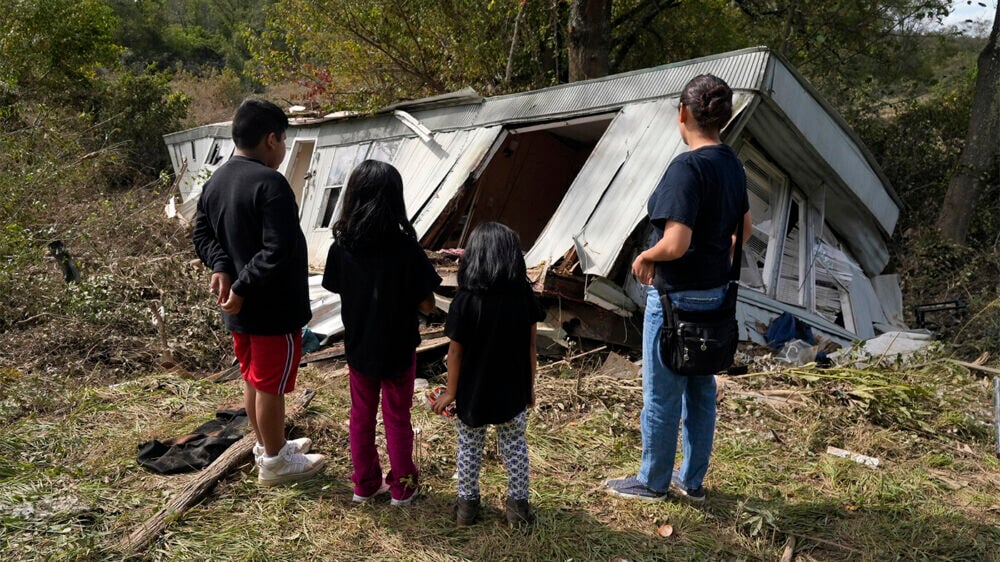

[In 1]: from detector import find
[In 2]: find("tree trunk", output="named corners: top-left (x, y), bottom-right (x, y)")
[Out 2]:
top-left (936, 6), bottom-right (1000, 244)
top-left (568, 0), bottom-right (611, 82)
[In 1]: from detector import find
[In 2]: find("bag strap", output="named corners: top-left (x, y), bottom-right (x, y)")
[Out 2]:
top-left (729, 216), bottom-right (744, 282)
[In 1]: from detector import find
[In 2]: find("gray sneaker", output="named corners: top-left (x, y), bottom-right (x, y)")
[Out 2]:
top-left (670, 469), bottom-right (706, 502)
top-left (258, 443), bottom-right (325, 487)
top-left (604, 476), bottom-right (668, 501)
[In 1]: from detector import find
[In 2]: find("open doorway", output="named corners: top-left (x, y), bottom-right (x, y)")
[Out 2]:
top-left (285, 140), bottom-right (315, 208)
top-left (434, 115), bottom-right (614, 250)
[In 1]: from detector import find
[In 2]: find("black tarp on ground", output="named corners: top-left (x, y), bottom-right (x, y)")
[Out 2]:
top-left (137, 408), bottom-right (248, 474)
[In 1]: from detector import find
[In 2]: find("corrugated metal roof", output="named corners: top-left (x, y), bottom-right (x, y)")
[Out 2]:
top-left (471, 48), bottom-right (769, 126)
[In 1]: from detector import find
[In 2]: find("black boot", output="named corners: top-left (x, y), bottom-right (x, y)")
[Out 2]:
top-left (505, 498), bottom-right (534, 528)
top-left (454, 497), bottom-right (480, 526)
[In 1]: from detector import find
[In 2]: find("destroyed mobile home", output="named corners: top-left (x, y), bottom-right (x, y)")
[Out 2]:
top-left (163, 47), bottom-right (910, 354)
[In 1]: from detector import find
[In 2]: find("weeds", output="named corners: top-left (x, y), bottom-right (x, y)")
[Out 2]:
top-left (2, 350), bottom-right (997, 561)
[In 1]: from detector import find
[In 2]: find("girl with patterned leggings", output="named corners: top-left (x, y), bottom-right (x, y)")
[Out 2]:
top-left (432, 222), bottom-right (545, 527)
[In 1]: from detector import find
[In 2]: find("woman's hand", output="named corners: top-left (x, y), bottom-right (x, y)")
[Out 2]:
top-left (632, 253), bottom-right (654, 285)
top-left (432, 390), bottom-right (456, 414)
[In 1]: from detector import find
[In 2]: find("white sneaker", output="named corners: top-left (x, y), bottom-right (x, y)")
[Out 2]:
top-left (352, 480), bottom-right (390, 503)
top-left (253, 437), bottom-right (312, 464)
top-left (257, 443), bottom-right (325, 487)
top-left (391, 486), bottom-right (420, 507)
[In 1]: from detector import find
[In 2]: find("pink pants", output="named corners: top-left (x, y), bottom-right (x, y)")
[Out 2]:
top-left (349, 356), bottom-right (418, 501)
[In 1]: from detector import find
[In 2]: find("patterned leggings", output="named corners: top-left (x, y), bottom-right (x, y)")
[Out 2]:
top-left (455, 410), bottom-right (529, 501)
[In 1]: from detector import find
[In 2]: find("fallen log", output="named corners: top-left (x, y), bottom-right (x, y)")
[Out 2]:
top-left (116, 389), bottom-right (317, 557)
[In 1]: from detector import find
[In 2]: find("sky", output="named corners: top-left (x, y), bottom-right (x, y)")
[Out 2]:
top-left (941, 0), bottom-right (996, 29)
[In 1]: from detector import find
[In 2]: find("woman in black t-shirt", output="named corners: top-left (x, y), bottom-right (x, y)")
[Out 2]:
top-left (432, 222), bottom-right (545, 528)
top-left (605, 74), bottom-right (751, 504)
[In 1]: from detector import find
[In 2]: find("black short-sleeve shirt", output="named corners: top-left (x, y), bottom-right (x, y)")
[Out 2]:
top-left (322, 235), bottom-right (442, 379)
top-left (446, 286), bottom-right (546, 427)
top-left (647, 144), bottom-right (749, 291)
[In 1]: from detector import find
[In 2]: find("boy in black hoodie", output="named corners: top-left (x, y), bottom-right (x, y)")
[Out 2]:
top-left (194, 99), bottom-right (324, 486)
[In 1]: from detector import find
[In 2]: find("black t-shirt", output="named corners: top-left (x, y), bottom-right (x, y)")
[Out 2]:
top-left (647, 144), bottom-right (749, 292)
top-left (193, 156), bottom-right (312, 335)
top-left (445, 286), bottom-right (546, 428)
top-left (322, 235), bottom-right (442, 379)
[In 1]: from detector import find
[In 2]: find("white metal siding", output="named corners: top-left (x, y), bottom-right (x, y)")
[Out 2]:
top-left (524, 102), bottom-right (657, 269)
top-left (413, 126), bottom-right (503, 238)
top-left (571, 93), bottom-right (751, 277)
top-left (769, 62), bottom-right (898, 236)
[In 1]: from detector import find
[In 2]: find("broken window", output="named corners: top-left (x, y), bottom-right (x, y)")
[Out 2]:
top-left (776, 197), bottom-right (805, 306)
top-left (368, 139), bottom-right (401, 163)
top-left (743, 170), bottom-right (771, 289)
top-left (814, 227), bottom-right (853, 329)
top-left (315, 143), bottom-right (370, 229)
top-left (206, 141), bottom-right (223, 166)
top-left (740, 146), bottom-right (788, 295)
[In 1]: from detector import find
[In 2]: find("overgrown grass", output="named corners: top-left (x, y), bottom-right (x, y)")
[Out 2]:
top-left (1, 352), bottom-right (998, 561)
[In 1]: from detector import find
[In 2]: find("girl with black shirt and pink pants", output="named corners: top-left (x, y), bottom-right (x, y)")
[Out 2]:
top-left (322, 160), bottom-right (441, 506)
top-left (432, 222), bottom-right (545, 527)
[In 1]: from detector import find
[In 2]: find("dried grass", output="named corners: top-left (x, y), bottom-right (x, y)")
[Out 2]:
top-left (1, 350), bottom-right (999, 561)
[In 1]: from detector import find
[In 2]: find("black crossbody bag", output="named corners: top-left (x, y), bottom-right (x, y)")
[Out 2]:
top-left (658, 220), bottom-right (742, 376)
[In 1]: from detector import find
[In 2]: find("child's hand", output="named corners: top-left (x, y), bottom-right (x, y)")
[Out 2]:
top-left (220, 291), bottom-right (244, 315)
top-left (210, 272), bottom-right (232, 305)
top-left (431, 390), bottom-right (455, 415)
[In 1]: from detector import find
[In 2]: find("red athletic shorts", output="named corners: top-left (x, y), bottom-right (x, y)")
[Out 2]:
top-left (232, 331), bottom-right (302, 395)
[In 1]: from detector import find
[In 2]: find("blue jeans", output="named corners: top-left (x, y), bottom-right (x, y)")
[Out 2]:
top-left (638, 284), bottom-right (726, 492)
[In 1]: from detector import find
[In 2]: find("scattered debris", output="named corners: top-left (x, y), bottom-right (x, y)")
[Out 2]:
top-left (538, 345), bottom-right (607, 374)
top-left (3, 496), bottom-right (93, 521)
top-left (656, 523), bottom-right (674, 538)
top-left (780, 536), bottom-right (796, 562)
top-left (594, 352), bottom-right (640, 380)
top-left (826, 446), bottom-right (880, 468)
top-left (206, 363), bottom-right (241, 383)
top-left (837, 331), bottom-right (934, 367)
top-left (46, 240), bottom-right (80, 283)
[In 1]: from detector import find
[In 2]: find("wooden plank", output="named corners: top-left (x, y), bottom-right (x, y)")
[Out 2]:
top-left (116, 389), bottom-right (317, 556)
top-left (300, 343), bottom-right (345, 365)
top-left (543, 300), bottom-right (642, 349)
top-left (416, 336), bottom-right (450, 353)
top-left (947, 359), bottom-right (1000, 377)
top-left (205, 364), bottom-right (241, 383)
top-left (301, 332), bottom-right (448, 366)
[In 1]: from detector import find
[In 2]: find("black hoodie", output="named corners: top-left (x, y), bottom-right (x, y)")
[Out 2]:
top-left (193, 155), bottom-right (312, 335)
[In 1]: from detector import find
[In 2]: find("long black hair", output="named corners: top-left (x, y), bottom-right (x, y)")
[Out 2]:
top-left (679, 74), bottom-right (733, 132)
top-left (458, 222), bottom-right (530, 293)
top-left (332, 159), bottom-right (417, 250)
